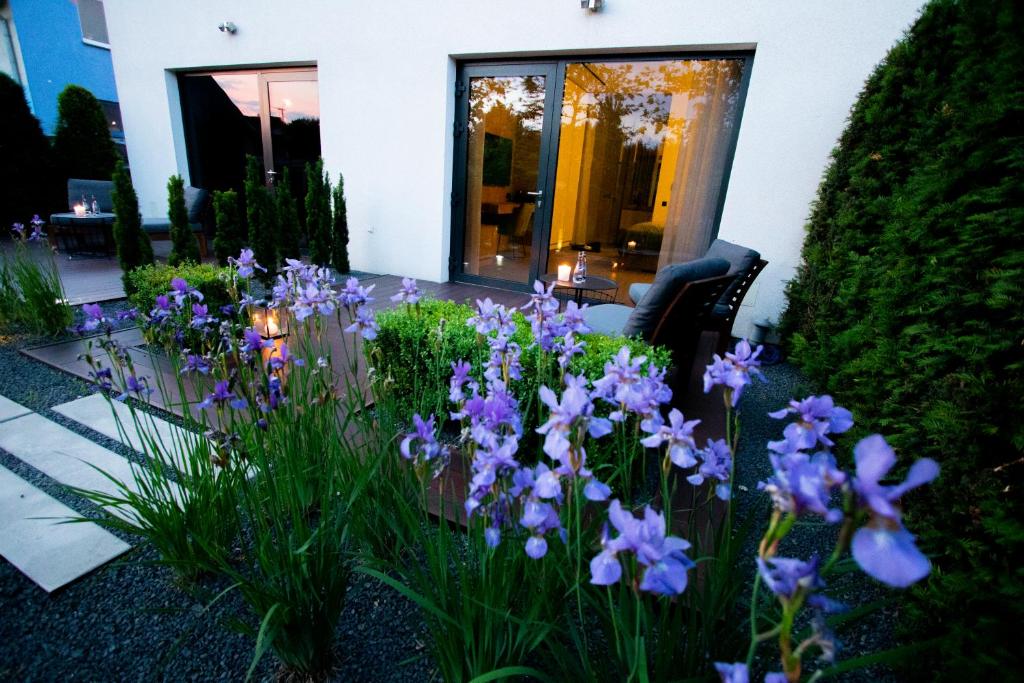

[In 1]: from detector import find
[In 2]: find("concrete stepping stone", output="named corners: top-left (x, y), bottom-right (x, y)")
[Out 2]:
top-left (0, 464), bottom-right (130, 592)
top-left (0, 395), bottom-right (32, 424)
top-left (0, 413), bottom-right (182, 523)
top-left (53, 394), bottom-right (207, 474)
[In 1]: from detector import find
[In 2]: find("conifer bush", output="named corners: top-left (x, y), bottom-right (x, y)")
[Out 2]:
top-left (0, 74), bottom-right (55, 228)
top-left (331, 174), bottom-right (351, 274)
top-left (778, 1), bottom-right (1023, 678)
top-left (305, 159), bottom-right (331, 268)
top-left (212, 190), bottom-right (244, 266)
top-left (111, 161), bottom-right (153, 294)
top-left (52, 84), bottom-right (116, 181)
top-left (166, 175), bottom-right (200, 267)
top-left (243, 156), bottom-right (278, 279)
top-left (275, 166), bottom-right (302, 261)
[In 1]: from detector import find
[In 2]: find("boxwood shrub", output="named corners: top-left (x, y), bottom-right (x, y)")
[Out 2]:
top-left (127, 262), bottom-right (233, 322)
top-left (368, 298), bottom-right (671, 468)
top-left (777, 0), bottom-right (1023, 678)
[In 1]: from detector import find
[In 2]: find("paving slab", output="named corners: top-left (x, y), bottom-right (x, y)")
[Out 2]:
top-left (0, 464), bottom-right (130, 592)
top-left (0, 413), bottom-right (181, 523)
top-left (52, 394), bottom-right (206, 474)
top-left (0, 395), bottom-right (32, 424)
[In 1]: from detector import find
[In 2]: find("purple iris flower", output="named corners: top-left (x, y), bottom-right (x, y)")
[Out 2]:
top-left (228, 248), bottom-right (266, 279)
top-left (517, 481), bottom-right (565, 560)
top-left (589, 499), bottom-right (694, 596)
top-left (555, 331), bottom-right (586, 370)
top-left (190, 303), bottom-right (214, 329)
top-left (757, 555), bottom-right (823, 600)
top-left (169, 277), bottom-right (203, 306)
top-left (117, 308), bottom-right (139, 322)
top-left (27, 217), bottom-right (45, 241)
top-left (267, 343), bottom-right (303, 371)
top-left (344, 305), bottom-right (379, 340)
top-left (759, 451), bottom-right (847, 522)
top-left (150, 295), bottom-right (173, 322)
top-left (198, 380), bottom-right (247, 410)
top-left (714, 662), bottom-right (749, 683)
top-left (293, 283), bottom-right (337, 321)
top-left (484, 335), bottom-right (523, 382)
top-left (180, 353), bottom-right (211, 375)
top-left (89, 367), bottom-right (113, 390)
top-left (240, 328), bottom-right (272, 354)
top-left (593, 346), bottom-right (645, 402)
top-left (560, 300), bottom-right (590, 335)
top-left (768, 395), bottom-right (854, 453)
top-left (687, 438), bottom-right (733, 500)
top-left (400, 414), bottom-right (449, 478)
top-left (467, 298), bottom-right (516, 337)
top-left (448, 359), bottom-right (478, 404)
top-left (452, 380), bottom-right (522, 448)
top-left (115, 375), bottom-right (151, 402)
top-left (640, 408), bottom-right (700, 468)
top-left (850, 434), bottom-right (939, 587)
top-left (390, 277), bottom-right (422, 304)
top-left (703, 339), bottom-right (765, 406)
top-left (10, 222), bottom-right (25, 238)
top-left (81, 303), bottom-right (105, 331)
top-left (338, 277), bottom-right (374, 309)
top-left (536, 378), bottom-right (611, 461)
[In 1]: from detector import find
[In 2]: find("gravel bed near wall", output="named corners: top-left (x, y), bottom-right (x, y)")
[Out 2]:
top-left (1, 302), bottom-right (905, 681)
top-left (0, 306), bottom-right (433, 682)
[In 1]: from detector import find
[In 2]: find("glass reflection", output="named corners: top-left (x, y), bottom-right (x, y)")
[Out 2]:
top-left (462, 75), bottom-right (545, 282)
top-left (549, 59), bottom-right (744, 299)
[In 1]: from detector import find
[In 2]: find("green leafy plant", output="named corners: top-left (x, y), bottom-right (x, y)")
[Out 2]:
top-left (275, 166), bottom-right (302, 262)
top-left (0, 74), bottom-right (55, 228)
top-left (331, 173), bottom-right (350, 274)
top-left (244, 155), bottom-right (278, 279)
top-left (777, 0), bottom-right (1024, 679)
top-left (111, 161), bottom-right (154, 295)
top-left (212, 189), bottom-right (245, 266)
top-left (305, 159), bottom-right (331, 268)
top-left (166, 175), bottom-right (201, 267)
top-left (51, 84), bottom-right (117, 181)
top-left (127, 262), bottom-right (232, 349)
top-left (0, 221), bottom-right (72, 335)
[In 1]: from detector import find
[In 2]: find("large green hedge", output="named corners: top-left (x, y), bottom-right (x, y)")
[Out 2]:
top-left (778, 1), bottom-right (1023, 678)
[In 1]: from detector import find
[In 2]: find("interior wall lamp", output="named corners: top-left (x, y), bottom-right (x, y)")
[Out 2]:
top-left (218, 21), bottom-right (237, 34)
top-left (581, 0), bottom-right (603, 11)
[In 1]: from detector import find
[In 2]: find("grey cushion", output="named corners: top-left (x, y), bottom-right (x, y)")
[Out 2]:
top-left (706, 238), bottom-right (761, 313)
top-left (183, 186), bottom-right (209, 224)
top-left (581, 304), bottom-right (634, 337)
top-left (142, 219), bottom-right (203, 234)
top-left (621, 256), bottom-right (731, 338)
top-left (67, 179), bottom-right (114, 212)
top-left (628, 282), bottom-right (651, 305)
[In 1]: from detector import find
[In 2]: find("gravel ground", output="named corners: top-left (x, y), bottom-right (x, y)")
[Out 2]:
top-left (0, 304), bottom-right (902, 681)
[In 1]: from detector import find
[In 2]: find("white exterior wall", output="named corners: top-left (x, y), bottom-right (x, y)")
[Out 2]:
top-left (104, 0), bottom-right (922, 337)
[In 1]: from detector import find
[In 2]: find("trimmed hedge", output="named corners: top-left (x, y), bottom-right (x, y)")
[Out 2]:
top-left (127, 262), bottom-right (232, 321)
top-left (52, 84), bottom-right (116, 181)
top-left (368, 298), bottom-right (671, 468)
top-left (778, 1), bottom-right (1023, 679)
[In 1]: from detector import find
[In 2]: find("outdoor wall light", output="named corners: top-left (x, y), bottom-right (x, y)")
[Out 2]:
top-left (581, 0), bottom-right (603, 12)
top-left (250, 305), bottom-right (287, 340)
top-left (218, 21), bottom-right (237, 34)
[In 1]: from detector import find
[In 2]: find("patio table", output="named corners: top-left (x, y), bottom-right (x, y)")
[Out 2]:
top-left (48, 212), bottom-right (117, 257)
top-left (538, 272), bottom-right (618, 306)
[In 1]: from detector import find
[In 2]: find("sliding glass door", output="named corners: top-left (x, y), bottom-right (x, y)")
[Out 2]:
top-left (452, 54), bottom-right (750, 297)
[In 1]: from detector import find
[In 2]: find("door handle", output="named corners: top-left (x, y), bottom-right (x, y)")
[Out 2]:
top-left (265, 169), bottom-right (277, 187)
top-left (526, 190), bottom-right (543, 207)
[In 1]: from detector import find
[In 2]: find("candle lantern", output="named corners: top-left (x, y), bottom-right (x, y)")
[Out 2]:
top-left (557, 264), bottom-right (572, 282)
top-left (250, 305), bottom-right (288, 340)
top-left (73, 204), bottom-right (87, 217)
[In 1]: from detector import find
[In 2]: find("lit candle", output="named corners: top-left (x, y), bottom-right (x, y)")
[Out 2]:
top-left (557, 264), bottom-right (571, 282)
top-left (266, 311), bottom-right (280, 337)
top-left (627, 240), bottom-right (637, 249)
top-left (73, 204), bottom-right (86, 217)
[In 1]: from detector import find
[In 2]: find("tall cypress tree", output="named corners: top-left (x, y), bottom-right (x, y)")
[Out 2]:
top-left (110, 161), bottom-right (153, 294)
top-left (166, 175), bottom-right (200, 266)
top-left (244, 155), bottom-right (278, 279)
top-left (276, 166), bottom-right (302, 262)
top-left (779, 1), bottom-right (1023, 678)
top-left (305, 159), bottom-right (331, 267)
top-left (331, 173), bottom-right (351, 274)
top-left (212, 189), bottom-right (245, 266)
top-left (0, 74), bottom-right (54, 227)
top-left (52, 85), bottom-right (117, 181)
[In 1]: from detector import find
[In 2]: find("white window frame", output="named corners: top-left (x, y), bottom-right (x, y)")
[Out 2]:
top-left (76, 0), bottom-right (111, 49)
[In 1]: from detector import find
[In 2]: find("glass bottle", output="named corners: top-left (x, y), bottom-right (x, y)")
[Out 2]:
top-left (573, 250), bottom-right (587, 284)
top-left (81, 194), bottom-right (89, 214)
top-left (91, 195), bottom-right (98, 214)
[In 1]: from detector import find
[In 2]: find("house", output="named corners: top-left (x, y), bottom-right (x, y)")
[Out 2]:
top-left (1, 0), bottom-right (123, 149)
top-left (102, 0), bottom-right (924, 337)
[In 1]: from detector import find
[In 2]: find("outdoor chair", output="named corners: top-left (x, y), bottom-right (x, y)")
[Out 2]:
top-left (581, 256), bottom-right (734, 386)
top-left (143, 185), bottom-right (211, 259)
top-left (627, 239), bottom-right (767, 354)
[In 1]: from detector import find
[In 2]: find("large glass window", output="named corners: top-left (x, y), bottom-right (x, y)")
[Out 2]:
top-left (77, 0), bottom-right (110, 46)
top-left (548, 58), bottom-right (745, 295)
